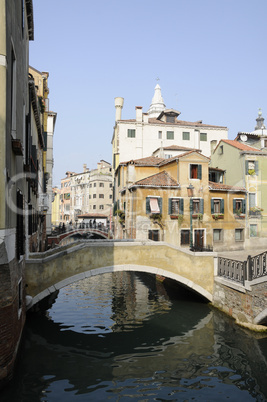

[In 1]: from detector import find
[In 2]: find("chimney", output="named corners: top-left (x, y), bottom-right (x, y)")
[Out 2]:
top-left (83, 163), bottom-right (87, 173)
top-left (115, 97), bottom-right (124, 121)
top-left (136, 106), bottom-right (143, 122)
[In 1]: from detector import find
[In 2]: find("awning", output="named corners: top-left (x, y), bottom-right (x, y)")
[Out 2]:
top-left (150, 197), bottom-right (160, 213)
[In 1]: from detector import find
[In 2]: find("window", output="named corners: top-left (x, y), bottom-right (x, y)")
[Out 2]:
top-left (166, 115), bottom-right (175, 123)
top-left (181, 230), bottom-right (190, 245)
top-left (93, 205), bottom-right (96, 209)
top-left (100, 205), bottom-right (104, 210)
top-left (146, 197), bottom-right (162, 214)
top-left (213, 229), bottom-right (223, 242)
top-left (246, 160), bottom-right (258, 175)
top-left (109, 194), bottom-right (112, 199)
top-left (190, 164), bottom-right (202, 179)
top-left (165, 154), bottom-right (172, 159)
top-left (158, 131), bottom-right (162, 139)
top-left (250, 224), bottom-right (257, 237)
top-left (235, 228), bottom-right (244, 241)
top-left (200, 132), bottom-right (207, 141)
top-left (219, 145), bottom-right (223, 154)
top-left (89, 195), bottom-right (91, 199)
top-left (109, 183), bottom-right (112, 188)
top-left (99, 183), bottom-right (104, 187)
top-left (233, 199), bottom-right (246, 214)
top-left (167, 131), bottom-right (174, 140)
top-left (99, 194), bottom-right (104, 198)
top-left (94, 183), bottom-right (96, 187)
top-left (183, 132), bottom-right (190, 140)
top-left (211, 198), bottom-right (224, 214)
top-left (127, 129), bottom-right (136, 138)
top-left (148, 230), bottom-right (159, 241)
top-left (90, 183), bottom-right (92, 187)
top-left (93, 194), bottom-right (96, 198)
top-left (168, 198), bottom-right (184, 215)
top-left (191, 198), bottom-right (204, 214)
top-left (249, 193), bottom-right (256, 209)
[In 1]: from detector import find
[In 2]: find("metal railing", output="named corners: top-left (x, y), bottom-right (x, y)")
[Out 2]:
top-left (218, 250), bottom-right (267, 284)
top-left (190, 244), bottom-right (213, 252)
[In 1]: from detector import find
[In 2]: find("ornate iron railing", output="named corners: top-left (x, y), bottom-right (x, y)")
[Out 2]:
top-left (218, 250), bottom-right (267, 284)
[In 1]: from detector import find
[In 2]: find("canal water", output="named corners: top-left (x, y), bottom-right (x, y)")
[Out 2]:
top-left (2, 271), bottom-right (267, 401)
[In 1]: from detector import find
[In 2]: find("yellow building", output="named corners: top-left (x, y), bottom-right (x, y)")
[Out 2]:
top-left (51, 187), bottom-right (61, 227)
top-left (114, 151), bottom-right (246, 251)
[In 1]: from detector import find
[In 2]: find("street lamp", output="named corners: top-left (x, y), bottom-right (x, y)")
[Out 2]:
top-left (187, 184), bottom-right (194, 250)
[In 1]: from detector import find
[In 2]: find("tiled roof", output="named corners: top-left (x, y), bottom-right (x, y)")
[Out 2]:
top-left (120, 156), bottom-right (164, 166)
top-left (220, 139), bottom-right (260, 152)
top-left (158, 145), bottom-right (200, 151)
top-left (209, 181), bottom-right (246, 192)
top-left (130, 171), bottom-right (180, 188)
top-left (159, 150), bottom-right (210, 166)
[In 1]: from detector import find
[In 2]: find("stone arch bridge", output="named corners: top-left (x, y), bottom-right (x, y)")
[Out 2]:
top-left (25, 240), bottom-right (267, 328)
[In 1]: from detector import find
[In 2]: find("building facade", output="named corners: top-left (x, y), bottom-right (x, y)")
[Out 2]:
top-left (0, 0), bottom-right (34, 387)
top-left (114, 151), bottom-right (246, 252)
top-left (211, 139), bottom-right (267, 248)
top-left (112, 85), bottom-right (228, 172)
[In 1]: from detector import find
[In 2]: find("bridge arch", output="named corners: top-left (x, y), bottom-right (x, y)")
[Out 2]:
top-left (26, 264), bottom-right (212, 310)
top-left (254, 308), bottom-right (267, 325)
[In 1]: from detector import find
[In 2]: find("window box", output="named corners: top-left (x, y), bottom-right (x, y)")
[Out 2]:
top-left (234, 213), bottom-right (245, 219)
top-left (170, 214), bottom-right (184, 224)
top-left (212, 213), bottom-right (224, 220)
top-left (192, 213), bottom-right (203, 221)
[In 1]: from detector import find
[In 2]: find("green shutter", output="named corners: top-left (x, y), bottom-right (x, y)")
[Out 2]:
top-left (242, 199), bottom-right (246, 214)
top-left (146, 197), bottom-right (150, 214)
top-left (255, 161), bottom-right (259, 175)
top-left (211, 199), bottom-right (214, 214)
top-left (180, 198), bottom-right (184, 215)
top-left (200, 198), bottom-right (204, 214)
top-left (197, 164), bottom-right (202, 179)
top-left (221, 199), bottom-right (224, 214)
top-left (233, 199), bottom-right (236, 213)
top-left (158, 197), bottom-right (162, 213)
top-left (168, 198), bottom-right (172, 214)
top-left (245, 160), bottom-right (249, 175)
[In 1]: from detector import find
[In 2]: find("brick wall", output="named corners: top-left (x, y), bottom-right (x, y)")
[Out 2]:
top-left (0, 259), bottom-right (26, 389)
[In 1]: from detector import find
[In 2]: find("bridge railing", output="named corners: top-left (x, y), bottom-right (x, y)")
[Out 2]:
top-left (218, 250), bottom-right (267, 284)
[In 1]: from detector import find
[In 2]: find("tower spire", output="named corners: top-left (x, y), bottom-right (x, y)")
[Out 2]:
top-left (147, 84), bottom-right (166, 118)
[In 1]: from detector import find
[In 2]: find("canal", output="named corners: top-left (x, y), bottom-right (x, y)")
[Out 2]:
top-left (1, 271), bottom-right (267, 401)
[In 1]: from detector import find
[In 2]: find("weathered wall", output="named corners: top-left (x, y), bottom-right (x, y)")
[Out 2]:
top-left (213, 276), bottom-right (267, 325)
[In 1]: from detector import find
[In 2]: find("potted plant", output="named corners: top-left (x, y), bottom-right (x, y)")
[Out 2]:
top-left (249, 206), bottom-right (263, 216)
top-left (116, 209), bottom-right (125, 226)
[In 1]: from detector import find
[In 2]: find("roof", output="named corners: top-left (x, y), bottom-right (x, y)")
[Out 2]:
top-left (209, 167), bottom-right (225, 172)
top-left (130, 171), bottom-right (180, 189)
top-left (119, 150), bottom-right (210, 169)
top-left (218, 139), bottom-right (260, 152)
top-left (209, 181), bottom-right (246, 192)
top-left (118, 118), bottom-right (227, 129)
top-left (153, 145), bottom-right (201, 153)
top-left (120, 156), bottom-right (164, 167)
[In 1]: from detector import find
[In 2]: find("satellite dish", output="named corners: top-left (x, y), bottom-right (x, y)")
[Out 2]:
top-left (240, 134), bottom-right (247, 142)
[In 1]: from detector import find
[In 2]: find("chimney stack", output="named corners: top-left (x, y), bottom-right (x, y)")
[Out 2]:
top-left (115, 97), bottom-right (124, 121)
top-left (136, 106), bottom-right (143, 122)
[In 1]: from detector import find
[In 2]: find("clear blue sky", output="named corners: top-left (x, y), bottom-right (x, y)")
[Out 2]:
top-left (30, 0), bottom-right (267, 187)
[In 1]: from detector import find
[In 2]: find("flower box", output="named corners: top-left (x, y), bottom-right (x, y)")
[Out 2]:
top-left (212, 214), bottom-right (224, 220)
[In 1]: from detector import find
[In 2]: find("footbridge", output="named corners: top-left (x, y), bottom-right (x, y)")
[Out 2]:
top-left (25, 240), bottom-right (267, 328)
top-left (26, 240), bottom-right (215, 306)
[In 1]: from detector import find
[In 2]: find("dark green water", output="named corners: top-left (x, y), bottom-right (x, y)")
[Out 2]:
top-left (1, 272), bottom-right (267, 401)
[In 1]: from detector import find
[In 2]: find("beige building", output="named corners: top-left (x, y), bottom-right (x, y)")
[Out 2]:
top-left (114, 151), bottom-right (246, 251)
top-left (53, 161), bottom-right (113, 226)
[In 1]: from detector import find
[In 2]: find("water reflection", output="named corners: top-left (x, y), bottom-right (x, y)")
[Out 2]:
top-left (1, 272), bottom-right (267, 401)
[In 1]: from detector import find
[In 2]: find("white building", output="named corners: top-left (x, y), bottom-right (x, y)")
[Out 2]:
top-left (112, 85), bottom-right (228, 171)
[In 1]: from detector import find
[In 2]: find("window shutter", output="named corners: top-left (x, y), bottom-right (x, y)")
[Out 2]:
top-left (245, 160), bottom-right (249, 175)
top-left (168, 198), bottom-right (172, 214)
top-left (200, 198), bottom-right (204, 214)
top-left (158, 197), bottom-right (162, 213)
top-left (221, 199), bottom-right (224, 214)
top-left (233, 199), bottom-right (236, 213)
top-left (242, 199), bottom-right (246, 214)
top-left (180, 198), bottom-right (184, 215)
top-left (211, 199), bottom-right (214, 214)
top-left (146, 197), bottom-right (150, 214)
top-left (255, 161), bottom-right (259, 175)
top-left (197, 164), bottom-right (202, 180)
